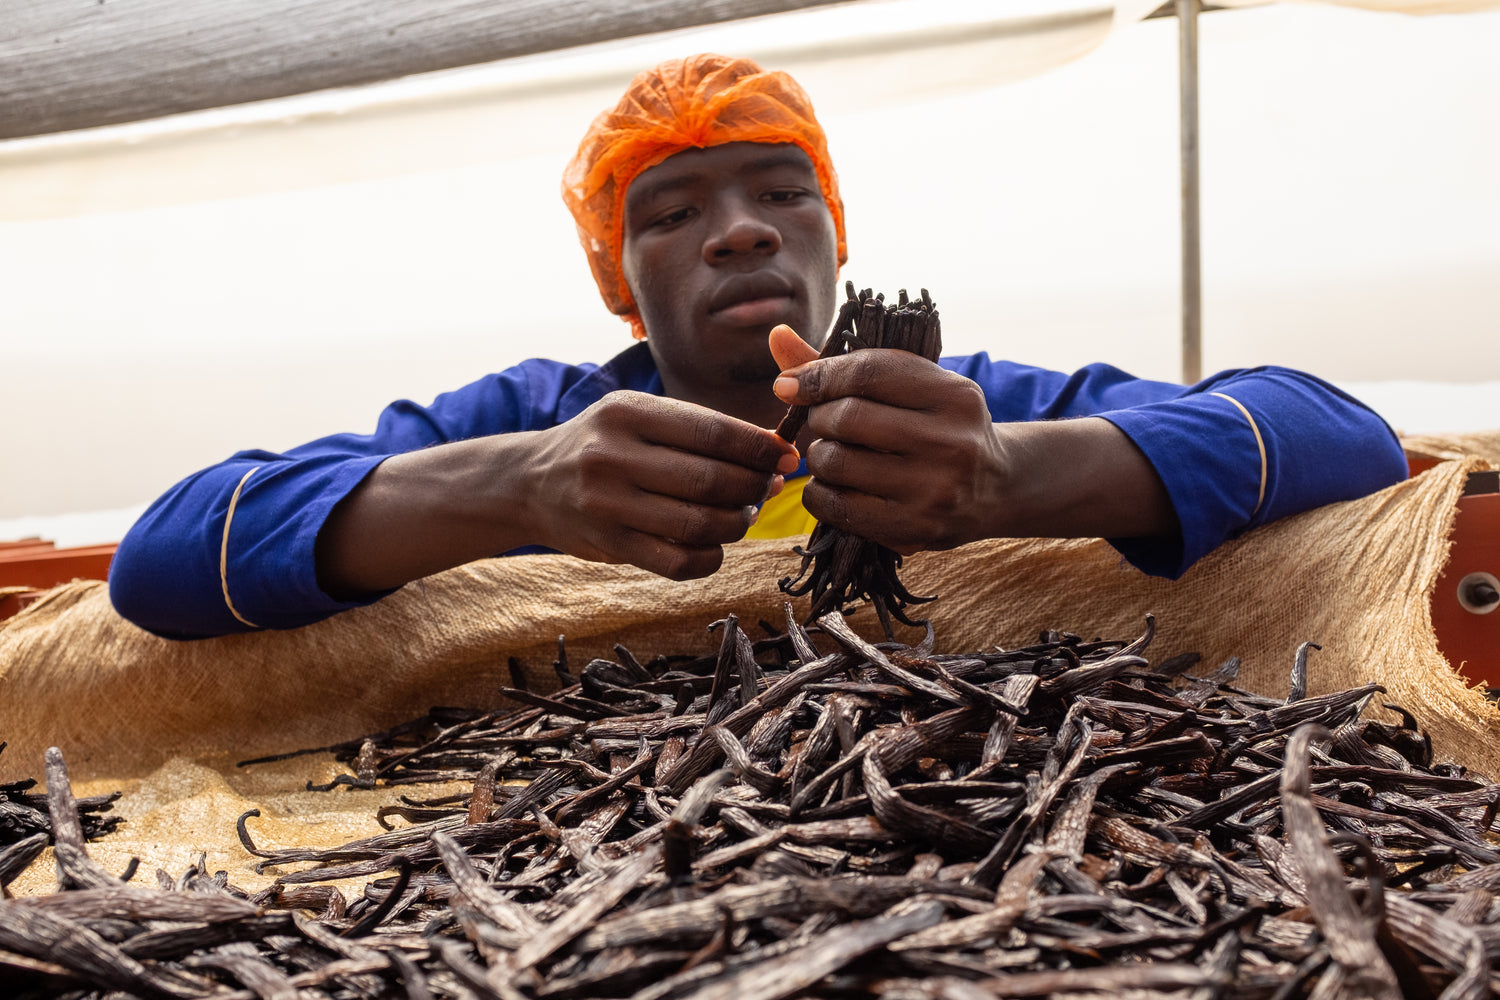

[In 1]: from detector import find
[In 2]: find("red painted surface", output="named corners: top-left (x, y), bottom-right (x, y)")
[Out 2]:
top-left (0, 541), bottom-right (117, 621)
top-left (1430, 488), bottom-right (1500, 690)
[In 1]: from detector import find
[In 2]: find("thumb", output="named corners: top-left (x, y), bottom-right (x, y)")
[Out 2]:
top-left (769, 324), bottom-right (819, 372)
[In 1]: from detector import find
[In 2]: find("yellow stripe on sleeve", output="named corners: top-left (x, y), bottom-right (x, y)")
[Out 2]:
top-left (1209, 392), bottom-right (1267, 516)
top-left (219, 468), bottom-right (262, 628)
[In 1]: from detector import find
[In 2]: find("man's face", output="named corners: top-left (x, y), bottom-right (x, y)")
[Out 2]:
top-left (621, 142), bottom-right (839, 411)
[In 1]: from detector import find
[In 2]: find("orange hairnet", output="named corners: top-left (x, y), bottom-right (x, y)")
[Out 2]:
top-left (562, 54), bottom-right (847, 339)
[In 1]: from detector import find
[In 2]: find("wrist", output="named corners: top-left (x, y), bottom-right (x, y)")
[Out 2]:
top-left (428, 432), bottom-right (547, 556)
top-left (980, 421), bottom-right (1040, 540)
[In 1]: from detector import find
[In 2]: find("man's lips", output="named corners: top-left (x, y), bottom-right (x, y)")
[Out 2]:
top-left (708, 273), bottom-right (797, 325)
top-left (712, 295), bottom-right (795, 327)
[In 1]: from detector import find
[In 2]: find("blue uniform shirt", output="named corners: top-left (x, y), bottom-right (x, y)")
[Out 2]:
top-left (108, 343), bottom-right (1406, 638)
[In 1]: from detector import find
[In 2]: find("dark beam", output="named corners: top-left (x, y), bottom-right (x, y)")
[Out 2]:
top-left (0, 0), bottom-right (858, 140)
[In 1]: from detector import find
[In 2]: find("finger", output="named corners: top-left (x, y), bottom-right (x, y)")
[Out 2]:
top-left (769, 323), bottom-right (819, 371)
top-left (617, 393), bottom-right (799, 474)
top-left (600, 529), bottom-right (727, 582)
top-left (804, 437), bottom-right (917, 496)
top-left (622, 492), bottom-right (761, 549)
top-left (800, 478), bottom-right (894, 539)
top-left (563, 491), bottom-right (734, 579)
top-left (570, 459), bottom-right (765, 550)
top-left (622, 448), bottom-right (785, 508)
top-left (800, 480), bottom-right (923, 556)
top-left (774, 350), bottom-right (958, 410)
top-left (803, 397), bottom-right (933, 458)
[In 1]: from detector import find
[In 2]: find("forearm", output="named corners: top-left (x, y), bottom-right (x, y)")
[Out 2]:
top-left (984, 417), bottom-right (1177, 541)
top-left (109, 435), bottom-right (543, 636)
top-left (781, 350), bottom-right (1179, 554)
top-left (109, 363), bottom-right (582, 638)
top-left (109, 453), bottom-right (389, 638)
top-left (315, 433), bottom-right (545, 599)
top-left (785, 348), bottom-right (1403, 578)
top-left (319, 391), bottom-right (801, 596)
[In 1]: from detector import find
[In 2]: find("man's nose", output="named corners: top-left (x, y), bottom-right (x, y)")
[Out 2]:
top-left (703, 207), bottom-right (781, 263)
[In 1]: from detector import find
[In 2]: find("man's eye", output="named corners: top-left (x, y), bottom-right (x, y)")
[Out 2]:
top-left (649, 207), bottom-right (694, 228)
top-left (763, 188), bottom-right (809, 204)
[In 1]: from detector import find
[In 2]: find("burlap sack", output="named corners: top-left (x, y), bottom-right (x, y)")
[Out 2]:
top-left (3, 452), bottom-right (1498, 786)
top-left (1400, 430), bottom-right (1500, 466)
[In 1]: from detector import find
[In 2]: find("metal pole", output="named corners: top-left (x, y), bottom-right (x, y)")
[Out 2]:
top-left (1177, 0), bottom-right (1202, 384)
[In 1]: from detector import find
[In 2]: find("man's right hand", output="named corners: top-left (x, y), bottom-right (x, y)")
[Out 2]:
top-left (315, 391), bottom-right (798, 598)
top-left (521, 391), bottom-right (799, 580)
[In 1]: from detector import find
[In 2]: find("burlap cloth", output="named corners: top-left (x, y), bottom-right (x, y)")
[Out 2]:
top-left (4, 441), bottom-right (1499, 895)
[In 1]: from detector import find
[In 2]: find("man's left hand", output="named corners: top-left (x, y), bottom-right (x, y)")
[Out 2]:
top-left (771, 335), bottom-right (1006, 554)
top-left (767, 325), bottom-right (1178, 552)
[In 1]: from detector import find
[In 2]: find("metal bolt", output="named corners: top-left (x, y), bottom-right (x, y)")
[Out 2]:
top-left (1465, 580), bottom-right (1500, 608)
top-left (1457, 572), bottom-right (1500, 615)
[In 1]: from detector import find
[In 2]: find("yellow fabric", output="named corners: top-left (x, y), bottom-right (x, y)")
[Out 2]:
top-left (744, 475), bottom-right (817, 540)
top-left (560, 54), bottom-right (848, 340)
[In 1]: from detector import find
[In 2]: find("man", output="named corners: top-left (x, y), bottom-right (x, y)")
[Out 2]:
top-left (109, 54), bottom-right (1407, 639)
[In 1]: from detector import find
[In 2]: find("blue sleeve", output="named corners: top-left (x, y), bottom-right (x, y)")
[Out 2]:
top-left (108, 360), bottom-right (588, 639)
top-left (941, 355), bottom-right (1407, 578)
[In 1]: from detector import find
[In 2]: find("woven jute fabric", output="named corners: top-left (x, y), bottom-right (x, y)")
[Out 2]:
top-left (3, 453), bottom-right (1498, 786)
top-left (1400, 430), bottom-right (1500, 466)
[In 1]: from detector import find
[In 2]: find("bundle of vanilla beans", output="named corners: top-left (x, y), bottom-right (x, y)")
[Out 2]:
top-left (777, 283), bottom-right (940, 638)
top-left (5, 608), bottom-right (1500, 999)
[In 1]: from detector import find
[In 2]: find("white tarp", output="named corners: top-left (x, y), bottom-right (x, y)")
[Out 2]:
top-left (5, 0), bottom-right (1499, 220)
top-left (0, 1), bottom-right (1117, 221)
top-left (2, 0), bottom-right (1498, 520)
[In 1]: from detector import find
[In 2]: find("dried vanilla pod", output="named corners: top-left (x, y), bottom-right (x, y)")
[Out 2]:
top-left (778, 282), bottom-right (942, 638)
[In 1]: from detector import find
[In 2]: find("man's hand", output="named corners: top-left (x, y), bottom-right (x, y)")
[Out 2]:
top-left (317, 392), bottom-right (798, 597)
top-left (771, 342), bottom-right (1008, 553)
top-left (523, 391), bottom-right (799, 579)
top-left (768, 325), bottom-right (1177, 553)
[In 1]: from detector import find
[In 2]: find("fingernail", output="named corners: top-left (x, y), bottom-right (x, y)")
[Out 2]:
top-left (767, 474), bottom-right (785, 498)
top-left (776, 453), bottom-right (800, 475)
top-left (773, 375), bottom-right (798, 401)
top-left (745, 505), bottom-right (760, 525)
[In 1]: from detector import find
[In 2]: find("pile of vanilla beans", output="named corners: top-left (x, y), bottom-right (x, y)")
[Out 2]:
top-left (5, 610), bottom-right (1500, 999)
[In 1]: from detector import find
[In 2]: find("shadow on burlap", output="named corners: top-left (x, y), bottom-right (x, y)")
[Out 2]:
top-left (3, 450), bottom-right (1499, 895)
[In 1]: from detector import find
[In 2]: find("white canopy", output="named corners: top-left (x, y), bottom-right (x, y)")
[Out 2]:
top-left (4, 0), bottom-right (1497, 143)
